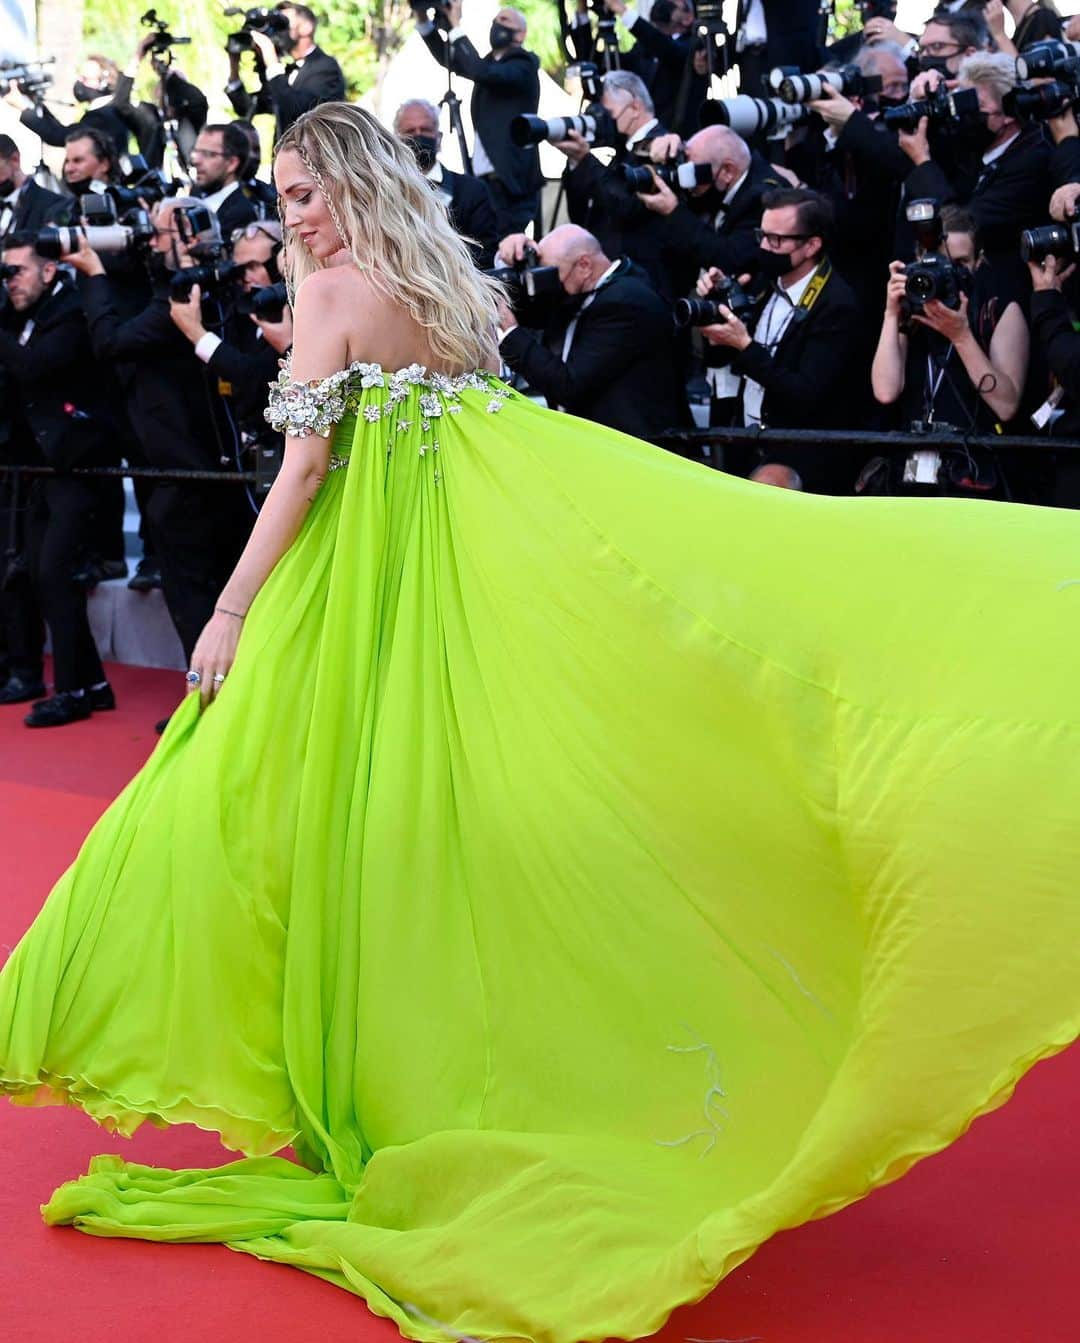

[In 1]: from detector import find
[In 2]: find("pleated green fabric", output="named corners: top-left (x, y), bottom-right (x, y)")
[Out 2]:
top-left (1, 366), bottom-right (1078, 1343)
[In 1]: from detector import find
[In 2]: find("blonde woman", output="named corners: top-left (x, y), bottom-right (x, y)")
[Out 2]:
top-left (2, 103), bottom-right (1078, 1343)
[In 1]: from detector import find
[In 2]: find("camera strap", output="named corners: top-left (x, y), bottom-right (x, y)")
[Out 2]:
top-left (793, 257), bottom-right (832, 321)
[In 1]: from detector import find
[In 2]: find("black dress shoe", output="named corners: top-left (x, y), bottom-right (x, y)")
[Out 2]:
top-left (25, 691), bottom-right (94, 728)
top-left (0, 674), bottom-right (47, 705)
top-left (71, 559), bottom-right (106, 590)
top-left (89, 683), bottom-right (116, 712)
top-left (128, 558), bottom-right (163, 592)
top-left (101, 559), bottom-right (129, 581)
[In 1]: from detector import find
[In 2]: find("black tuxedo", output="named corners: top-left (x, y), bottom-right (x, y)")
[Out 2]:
top-left (729, 262), bottom-right (864, 492)
top-left (0, 278), bottom-right (116, 692)
top-left (902, 122), bottom-right (1052, 261)
top-left (204, 184), bottom-right (259, 240)
top-left (564, 123), bottom-right (687, 301)
top-left (0, 179), bottom-right (68, 236)
top-left (436, 166), bottom-right (499, 269)
top-left (118, 70), bottom-right (208, 171)
top-left (619, 20), bottom-right (709, 140)
top-left (658, 152), bottom-right (789, 280)
top-left (420, 29), bottom-right (540, 231)
top-left (20, 95), bottom-right (131, 159)
top-left (81, 273), bottom-right (251, 658)
top-left (499, 259), bottom-right (689, 440)
top-left (227, 46), bottom-right (345, 138)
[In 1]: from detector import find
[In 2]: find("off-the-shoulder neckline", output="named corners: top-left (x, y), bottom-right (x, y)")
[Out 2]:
top-left (277, 353), bottom-right (495, 386)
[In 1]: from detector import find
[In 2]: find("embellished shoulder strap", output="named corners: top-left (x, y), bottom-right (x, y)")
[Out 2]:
top-left (264, 352), bottom-right (356, 439)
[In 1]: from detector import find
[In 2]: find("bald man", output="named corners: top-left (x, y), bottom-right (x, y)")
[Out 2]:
top-left (495, 224), bottom-right (690, 440)
top-left (639, 123), bottom-right (789, 279)
top-left (418, 1), bottom-right (541, 235)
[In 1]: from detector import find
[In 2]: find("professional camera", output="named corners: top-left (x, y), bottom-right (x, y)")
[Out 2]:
top-left (882, 85), bottom-right (980, 134)
top-left (170, 259), bottom-right (245, 301)
top-left (235, 279), bottom-right (289, 320)
top-left (1003, 80), bottom-right (1075, 120)
top-left (1020, 217), bottom-right (1080, 263)
top-left (567, 61), bottom-right (603, 103)
top-left (673, 276), bottom-right (755, 328)
top-left (224, 5), bottom-right (293, 57)
top-left (0, 57), bottom-right (55, 102)
top-left (485, 244), bottom-right (562, 302)
top-left (903, 254), bottom-right (968, 312)
top-left (855, 0), bottom-right (897, 18)
top-left (906, 198), bottom-right (944, 257)
top-left (769, 64), bottom-right (882, 105)
top-left (1015, 39), bottom-right (1080, 82)
top-left (621, 161), bottom-right (713, 194)
top-left (139, 8), bottom-right (191, 62)
top-left (510, 106), bottom-right (619, 148)
top-left (700, 96), bottom-right (808, 137)
top-left (34, 216), bottom-right (155, 260)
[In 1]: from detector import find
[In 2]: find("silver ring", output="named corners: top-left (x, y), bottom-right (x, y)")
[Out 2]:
top-left (185, 670), bottom-right (201, 685)
top-left (212, 673), bottom-right (226, 684)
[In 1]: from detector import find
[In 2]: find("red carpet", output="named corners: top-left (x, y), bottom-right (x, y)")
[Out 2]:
top-left (1, 663), bottom-right (1076, 1343)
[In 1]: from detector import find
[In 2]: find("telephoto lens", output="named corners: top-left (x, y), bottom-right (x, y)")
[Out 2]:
top-left (1015, 38), bottom-right (1080, 80)
top-left (511, 113), bottom-right (595, 147)
top-left (1003, 80), bottom-right (1075, 120)
top-left (701, 95), bottom-right (808, 136)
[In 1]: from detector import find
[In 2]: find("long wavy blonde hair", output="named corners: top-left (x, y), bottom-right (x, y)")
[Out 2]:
top-left (275, 103), bottom-right (503, 373)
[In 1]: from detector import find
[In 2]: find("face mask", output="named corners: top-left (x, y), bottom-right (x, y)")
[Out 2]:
top-left (489, 23), bottom-right (515, 50)
top-left (405, 135), bottom-right (439, 174)
top-left (67, 176), bottom-right (93, 196)
top-left (73, 80), bottom-right (102, 103)
top-left (147, 253), bottom-right (169, 281)
top-left (755, 248), bottom-right (796, 279)
top-left (0, 176), bottom-right (16, 199)
top-left (875, 92), bottom-right (909, 112)
top-left (956, 113), bottom-right (997, 154)
top-left (917, 55), bottom-right (953, 81)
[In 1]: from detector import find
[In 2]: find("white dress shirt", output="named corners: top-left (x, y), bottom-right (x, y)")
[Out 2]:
top-left (742, 267), bottom-right (817, 427)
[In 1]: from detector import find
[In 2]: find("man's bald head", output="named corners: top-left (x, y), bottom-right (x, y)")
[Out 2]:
top-left (537, 225), bottom-right (611, 295)
top-left (685, 125), bottom-right (751, 196)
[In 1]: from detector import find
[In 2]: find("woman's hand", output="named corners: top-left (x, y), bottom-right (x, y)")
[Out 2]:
top-left (1028, 253), bottom-right (1076, 293)
top-left (187, 608), bottom-right (244, 707)
top-left (884, 259), bottom-right (908, 318)
top-left (912, 292), bottom-right (971, 344)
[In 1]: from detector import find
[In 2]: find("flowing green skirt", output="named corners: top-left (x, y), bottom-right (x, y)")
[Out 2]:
top-left (1, 374), bottom-right (1078, 1343)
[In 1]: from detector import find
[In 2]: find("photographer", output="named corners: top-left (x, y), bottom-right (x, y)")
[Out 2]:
top-left (65, 198), bottom-right (253, 664)
top-left (9, 53), bottom-right (132, 159)
top-left (116, 31), bottom-right (209, 172)
top-left (595, 0), bottom-right (709, 140)
top-left (494, 224), bottom-right (689, 437)
top-left (637, 125), bottom-right (788, 281)
top-left (869, 207), bottom-right (1029, 492)
top-left (190, 123), bottom-right (259, 237)
top-left (226, 3), bottom-right (345, 140)
top-left (0, 233), bottom-right (118, 726)
top-left (394, 98), bottom-right (499, 269)
top-left (557, 70), bottom-right (681, 299)
top-left (730, 0), bottom-right (824, 99)
top-left (898, 52), bottom-right (1052, 260)
top-left (0, 135), bottom-right (67, 236)
top-left (696, 188), bottom-right (863, 492)
top-left (985, 0), bottom-right (1062, 58)
top-left (1026, 249), bottom-right (1080, 501)
top-left (417, 3), bottom-right (542, 235)
top-left (169, 220), bottom-right (290, 437)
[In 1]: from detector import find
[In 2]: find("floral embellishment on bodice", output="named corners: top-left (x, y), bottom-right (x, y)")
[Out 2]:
top-left (264, 355), bottom-right (512, 441)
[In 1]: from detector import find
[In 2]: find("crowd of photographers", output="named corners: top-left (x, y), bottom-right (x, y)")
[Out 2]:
top-left (6, 0), bottom-right (1080, 727)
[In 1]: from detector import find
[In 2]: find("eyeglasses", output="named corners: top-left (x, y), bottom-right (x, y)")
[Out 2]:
top-left (190, 148), bottom-right (227, 160)
top-left (918, 41), bottom-right (961, 56)
top-left (754, 228), bottom-right (811, 247)
top-left (230, 222), bottom-right (280, 244)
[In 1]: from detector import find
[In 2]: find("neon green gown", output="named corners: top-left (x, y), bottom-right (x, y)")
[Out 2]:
top-left (1, 361), bottom-right (1077, 1343)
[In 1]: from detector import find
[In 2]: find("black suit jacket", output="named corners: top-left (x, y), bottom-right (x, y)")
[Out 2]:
top-left (81, 273), bottom-right (228, 472)
top-left (736, 0), bottom-right (821, 68)
top-left (619, 20), bottom-right (709, 139)
top-left (499, 259), bottom-right (689, 439)
top-left (730, 262), bottom-right (863, 491)
top-left (0, 279), bottom-right (115, 469)
top-left (902, 122), bottom-right (1052, 260)
top-left (564, 125), bottom-right (686, 300)
top-left (227, 46), bottom-right (345, 138)
top-left (119, 70), bottom-right (208, 170)
top-left (438, 166), bottom-right (499, 269)
top-left (20, 97), bottom-right (131, 159)
top-left (658, 152), bottom-right (789, 280)
top-left (6, 179), bottom-right (68, 234)
top-left (421, 31), bottom-right (541, 197)
top-left (208, 185), bottom-right (259, 241)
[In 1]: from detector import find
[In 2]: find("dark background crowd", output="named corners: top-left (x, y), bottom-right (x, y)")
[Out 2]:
top-left (3, 0), bottom-right (1080, 728)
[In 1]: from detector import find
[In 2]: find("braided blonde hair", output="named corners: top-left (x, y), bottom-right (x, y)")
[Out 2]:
top-left (275, 102), bottom-right (503, 373)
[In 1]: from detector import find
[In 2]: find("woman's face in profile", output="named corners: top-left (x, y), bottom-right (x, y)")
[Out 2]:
top-left (275, 148), bottom-right (339, 261)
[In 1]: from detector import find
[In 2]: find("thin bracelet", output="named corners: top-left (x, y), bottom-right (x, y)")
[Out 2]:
top-left (215, 606), bottom-right (247, 620)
